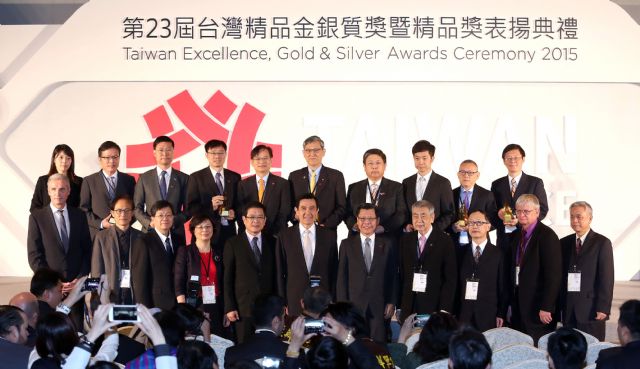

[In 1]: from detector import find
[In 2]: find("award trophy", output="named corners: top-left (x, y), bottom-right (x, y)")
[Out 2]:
top-left (503, 203), bottom-right (513, 223)
top-left (456, 202), bottom-right (468, 228)
top-left (219, 197), bottom-right (229, 218)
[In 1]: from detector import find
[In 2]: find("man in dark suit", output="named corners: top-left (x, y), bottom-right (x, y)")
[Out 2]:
top-left (237, 145), bottom-right (291, 236)
top-left (457, 210), bottom-right (507, 332)
top-left (398, 200), bottom-right (456, 321)
top-left (402, 140), bottom-right (454, 232)
top-left (91, 195), bottom-right (143, 304)
top-left (0, 305), bottom-right (32, 369)
top-left (224, 294), bottom-right (290, 365)
top-left (276, 193), bottom-right (338, 317)
top-left (507, 194), bottom-right (561, 343)
top-left (345, 148), bottom-right (406, 241)
top-left (133, 135), bottom-right (190, 245)
top-left (560, 201), bottom-right (614, 341)
top-left (337, 203), bottom-right (397, 343)
top-left (27, 174), bottom-right (91, 289)
top-left (224, 201), bottom-right (277, 343)
top-left (186, 139), bottom-right (241, 248)
top-left (491, 144), bottom-right (548, 253)
top-left (450, 160), bottom-right (498, 250)
top-left (595, 299), bottom-right (640, 369)
top-left (131, 200), bottom-right (183, 311)
top-left (288, 135), bottom-right (346, 231)
top-left (79, 141), bottom-right (136, 240)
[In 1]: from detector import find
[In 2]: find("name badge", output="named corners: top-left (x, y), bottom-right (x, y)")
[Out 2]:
top-left (120, 269), bottom-right (131, 288)
top-left (568, 272), bottom-right (581, 292)
top-left (190, 275), bottom-right (200, 282)
top-left (505, 225), bottom-right (517, 234)
top-left (412, 272), bottom-right (427, 293)
top-left (202, 284), bottom-right (216, 304)
top-left (515, 266), bottom-right (520, 286)
top-left (465, 279), bottom-right (479, 300)
top-left (459, 231), bottom-right (469, 245)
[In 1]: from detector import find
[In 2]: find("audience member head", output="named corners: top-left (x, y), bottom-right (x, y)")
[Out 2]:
top-left (321, 302), bottom-right (369, 338)
top-left (618, 299), bottom-right (640, 345)
top-left (173, 303), bottom-right (205, 337)
top-left (302, 287), bottom-right (332, 319)
top-left (177, 340), bottom-right (219, 369)
top-left (547, 327), bottom-right (587, 369)
top-left (252, 294), bottom-right (286, 335)
top-left (153, 310), bottom-right (186, 347)
top-left (413, 311), bottom-right (459, 363)
top-left (35, 312), bottom-right (78, 364)
top-left (9, 292), bottom-right (39, 329)
top-left (47, 144), bottom-right (79, 183)
top-left (306, 336), bottom-right (348, 369)
top-left (30, 268), bottom-right (64, 309)
top-left (0, 305), bottom-right (29, 344)
top-left (448, 328), bottom-right (492, 369)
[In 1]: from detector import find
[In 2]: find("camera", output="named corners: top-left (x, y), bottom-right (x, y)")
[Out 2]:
top-left (309, 275), bottom-right (321, 288)
top-left (186, 280), bottom-right (200, 307)
top-left (414, 314), bottom-right (431, 328)
top-left (304, 319), bottom-right (325, 334)
top-left (108, 305), bottom-right (139, 322)
top-left (257, 357), bottom-right (281, 368)
top-left (81, 278), bottom-right (100, 292)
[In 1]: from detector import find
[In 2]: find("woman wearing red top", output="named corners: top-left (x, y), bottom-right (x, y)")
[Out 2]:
top-left (174, 213), bottom-right (225, 337)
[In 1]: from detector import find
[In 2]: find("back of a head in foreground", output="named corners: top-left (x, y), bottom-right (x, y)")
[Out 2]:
top-left (448, 328), bottom-right (492, 369)
top-left (547, 327), bottom-right (587, 369)
top-left (307, 336), bottom-right (348, 369)
top-left (177, 340), bottom-right (219, 369)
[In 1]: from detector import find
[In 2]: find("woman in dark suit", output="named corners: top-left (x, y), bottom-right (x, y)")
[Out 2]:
top-left (175, 213), bottom-right (225, 337)
top-left (30, 144), bottom-right (83, 212)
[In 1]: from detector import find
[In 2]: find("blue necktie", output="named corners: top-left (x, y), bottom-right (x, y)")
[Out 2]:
top-left (159, 171), bottom-right (168, 200)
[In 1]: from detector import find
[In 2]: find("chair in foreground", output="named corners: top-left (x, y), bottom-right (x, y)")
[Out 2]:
top-left (585, 341), bottom-right (618, 365)
top-left (483, 327), bottom-right (534, 351)
top-left (416, 358), bottom-right (448, 369)
top-left (491, 344), bottom-right (546, 369)
top-left (502, 359), bottom-right (549, 369)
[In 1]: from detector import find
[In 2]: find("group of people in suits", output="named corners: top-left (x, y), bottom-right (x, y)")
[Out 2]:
top-left (25, 135), bottom-right (615, 346)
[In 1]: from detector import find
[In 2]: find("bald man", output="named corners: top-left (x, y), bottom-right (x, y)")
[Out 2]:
top-left (8, 292), bottom-right (38, 347)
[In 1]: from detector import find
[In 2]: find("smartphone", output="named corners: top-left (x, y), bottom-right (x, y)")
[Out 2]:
top-left (82, 278), bottom-right (100, 292)
top-left (109, 305), bottom-right (140, 322)
top-left (414, 314), bottom-right (431, 328)
top-left (304, 319), bottom-right (325, 334)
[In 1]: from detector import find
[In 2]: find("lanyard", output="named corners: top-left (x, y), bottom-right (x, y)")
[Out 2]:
top-left (516, 231), bottom-right (533, 266)
top-left (197, 250), bottom-right (214, 284)
top-left (366, 182), bottom-right (381, 206)
top-left (101, 172), bottom-right (117, 194)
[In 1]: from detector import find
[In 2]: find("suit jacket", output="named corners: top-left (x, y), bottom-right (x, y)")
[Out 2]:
top-left (450, 184), bottom-right (499, 239)
top-left (457, 241), bottom-right (507, 332)
top-left (186, 167), bottom-right (240, 221)
top-left (560, 230), bottom-right (614, 323)
top-left (507, 222), bottom-right (562, 340)
top-left (130, 230), bottom-right (182, 310)
top-left (491, 172), bottom-right (548, 244)
top-left (398, 229), bottom-right (457, 320)
top-left (27, 206), bottom-right (91, 281)
top-left (90, 226), bottom-right (142, 303)
top-left (79, 170), bottom-right (136, 239)
top-left (595, 341), bottom-right (640, 369)
top-left (174, 243), bottom-right (224, 301)
top-left (275, 225), bottom-right (338, 316)
top-left (223, 232), bottom-right (277, 317)
top-left (336, 235), bottom-right (397, 341)
top-left (224, 330), bottom-right (289, 365)
top-left (345, 178), bottom-right (406, 236)
top-left (288, 166), bottom-right (347, 229)
top-left (0, 337), bottom-right (33, 369)
top-left (30, 174), bottom-right (82, 212)
top-left (133, 168), bottom-right (189, 243)
top-left (237, 173), bottom-right (291, 235)
top-left (402, 172), bottom-right (454, 231)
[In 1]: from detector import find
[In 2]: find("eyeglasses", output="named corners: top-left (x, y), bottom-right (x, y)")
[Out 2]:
top-left (304, 148), bottom-right (323, 154)
top-left (515, 209), bottom-right (535, 215)
top-left (252, 156), bottom-right (271, 162)
top-left (155, 149), bottom-right (174, 153)
top-left (206, 151), bottom-right (226, 156)
top-left (458, 170), bottom-right (478, 176)
top-left (357, 217), bottom-right (377, 223)
top-left (100, 155), bottom-right (120, 161)
top-left (504, 156), bottom-right (522, 162)
top-left (195, 224), bottom-right (213, 230)
top-left (112, 208), bottom-right (132, 215)
top-left (154, 213), bottom-right (173, 219)
top-left (245, 216), bottom-right (266, 221)
top-left (468, 221), bottom-right (490, 227)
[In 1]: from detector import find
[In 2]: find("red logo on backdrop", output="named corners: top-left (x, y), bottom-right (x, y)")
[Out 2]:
top-left (125, 89), bottom-right (282, 177)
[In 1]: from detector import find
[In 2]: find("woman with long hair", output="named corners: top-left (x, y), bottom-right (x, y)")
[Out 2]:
top-left (30, 144), bottom-right (83, 212)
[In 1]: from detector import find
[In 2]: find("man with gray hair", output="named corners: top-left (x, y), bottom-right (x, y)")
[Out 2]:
top-left (27, 173), bottom-right (91, 286)
top-left (508, 194), bottom-right (561, 342)
top-left (288, 135), bottom-right (346, 231)
top-left (8, 292), bottom-right (38, 346)
top-left (398, 200), bottom-right (456, 321)
top-left (560, 201), bottom-right (614, 341)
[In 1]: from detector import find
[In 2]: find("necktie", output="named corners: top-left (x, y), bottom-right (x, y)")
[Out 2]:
top-left (418, 235), bottom-right (426, 256)
top-left (576, 237), bottom-right (582, 255)
top-left (474, 245), bottom-right (482, 264)
top-left (57, 210), bottom-right (69, 252)
top-left (416, 176), bottom-right (426, 201)
top-left (463, 190), bottom-right (470, 211)
top-left (214, 172), bottom-right (224, 194)
top-left (370, 183), bottom-right (379, 203)
top-left (364, 237), bottom-right (372, 272)
top-left (510, 178), bottom-right (517, 198)
top-left (160, 170), bottom-right (168, 200)
top-left (258, 178), bottom-right (265, 203)
top-left (303, 230), bottom-right (313, 272)
top-left (251, 237), bottom-right (262, 264)
top-left (310, 171), bottom-right (317, 193)
top-left (107, 176), bottom-right (116, 200)
top-left (164, 237), bottom-right (174, 258)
